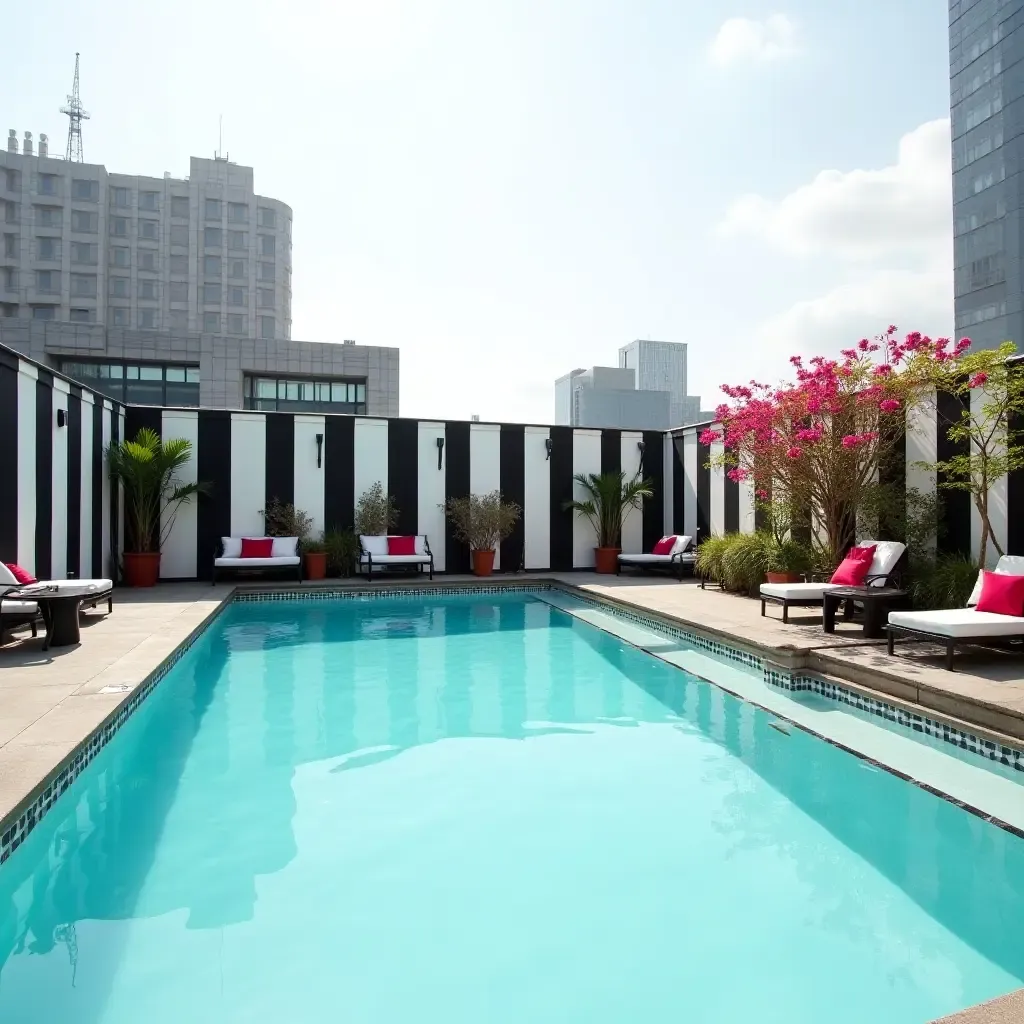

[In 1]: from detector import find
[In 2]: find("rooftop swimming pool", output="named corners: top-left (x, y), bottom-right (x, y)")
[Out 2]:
top-left (1, 591), bottom-right (1022, 1022)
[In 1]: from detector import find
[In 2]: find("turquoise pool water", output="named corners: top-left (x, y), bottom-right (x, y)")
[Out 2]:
top-left (1, 592), bottom-right (1022, 1023)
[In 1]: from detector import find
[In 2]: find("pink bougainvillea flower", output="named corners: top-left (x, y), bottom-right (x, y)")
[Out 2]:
top-left (840, 348), bottom-right (858, 360)
top-left (786, 446), bottom-right (802, 459)
top-left (726, 468), bottom-right (750, 482)
top-left (873, 364), bottom-right (893, 377)
top-left (956, 337), bottom-right (972, 353)
top-left (879, 398), bottom-right (901, 413)
top-left (858, 338), bottom-right (871, 351)
top-left (699, 429), bottom-right (720, 446)
top-left (789, 355), bottom-right (803, 367)
top-left (756, 489), bottom-right (769, 500)
top-left (969, 372), bottom-right (989, 388)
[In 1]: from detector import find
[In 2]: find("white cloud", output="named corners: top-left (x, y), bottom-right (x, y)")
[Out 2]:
top-left (719, 119), bottom-right (952, 261)
top-left (708, 14), bottom-right (799, 68)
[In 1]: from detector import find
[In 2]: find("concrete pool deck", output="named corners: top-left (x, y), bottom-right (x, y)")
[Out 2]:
top-left (1, 573), bottom-right (1022, 1020)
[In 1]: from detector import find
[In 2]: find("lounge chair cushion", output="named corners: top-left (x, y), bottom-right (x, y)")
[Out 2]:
top-left (358, 553), bottom-right (431, 565)
top-left (618, 552), bottom-right (695, 565)
top-left (1, 599), bottom-right (40, 616)
top-left (967, 555), bottom-right (1024, 606)
top-left (214, 556), bottom-right (301, 568)
top-left (858, 539), bottom-right (906, 585)
top-left (21, 579), bottom-right (113, 594)
top-left (888, 608), bottom-right (1024, 639)
top-left (760, 582), bottom-right (840, 601)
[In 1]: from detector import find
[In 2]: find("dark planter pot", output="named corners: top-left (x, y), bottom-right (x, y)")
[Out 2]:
top-left (765, 571), bottom-right (802, 584)
top-left (594, 547), bottom-right (620, 574)
top-left (123, 551), bottom-right (161, 588)
top-left (304, 552), bottom-right (327, 580)
top-left (472, 549), bottom-right (496, 576)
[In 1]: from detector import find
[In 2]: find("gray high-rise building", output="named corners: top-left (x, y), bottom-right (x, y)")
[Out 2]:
top-left (618, 339), bottom-right (701, 426)
top-left (950, 0), bottom-right (1020, 348)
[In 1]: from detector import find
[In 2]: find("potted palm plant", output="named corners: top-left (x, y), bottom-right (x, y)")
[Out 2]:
top-left (565, 471), bottom-right (653, 574)
top-left (442, 491), bottom-right (521, 576)
top-left (107, 427), bottom-right (206, 587)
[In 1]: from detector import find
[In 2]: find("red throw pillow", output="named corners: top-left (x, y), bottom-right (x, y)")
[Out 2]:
top-left (240, 537), bottom-right (274, 558)
top-left (4, 563), bottom-right (37, 585)
top-left (652, 536), bottom-right (675, 555)
top-left (829, 545), bottom-right (877, 586)
top-left (388, 535), bottom-right (417, 555)
top-left (975, 571), bottom-right (1024, 616)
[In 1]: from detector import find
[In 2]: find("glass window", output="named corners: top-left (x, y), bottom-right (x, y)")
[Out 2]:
top-left (228, 230), bottom-right (247, 251)
top-left (259, 207), bottom-right (276, 228)
top-left (36, 270), bottom-right (57, 292)
top-left (139, 219), bottom-right (159, 240)
top-left (110, 246), bottom-right (130, 268)
top-left (356, 384), bottom-right (366, 403)
top-left (4, 234), bottom-right (17, 258)
top-left (260, 234), bottom-right (275, 256)
top-left (110, 276), bottom-right (129, 298)
top-left (32, 306), bottom-right (55, 320)
top-left (170, 280), bottom-right (188, 302)
top-left (204, 255), bottom-right (221, 277)
top-left (126, 373), bottom-right (162, 403)
top-left (165, 380), bottom-right (199, 406)
top-left (228, 286), bottom-right (246, 306)
top-left (258, 288), bottom-right (274, 308)
top-left (139, 278), bottom-right (158, 300)
top-left (71, 209), bottom-right (98, 233)
top-left (139, 191), bottom-right (159, 211)
top-left (203, 283), bottom-right (221, 303)
top-left (229, 258), bottom-right (247, 279)
top-left (71, 241), bottom-right (97, 264)
top-left (138, 309), bottom-right (158, 330)
top-left (36, 206), bottom-right (62, 228)
top-left (170, 224), bottom-right (189, 247)
top-left (71, 273), bottom-right (96, 297)
top-left (110, 216), bottom-right (129, 237)
top-left (259, 262), bottom-right (275, 283)
top-left (186, 366), bottom-right (199, 382)
top-left (256, 379), bottom-right (277, 399)
top-left (110, 307), bottom-right (129, 326)
top-left (227, 313), bottom-right (246, 334)
top-left (203, 311), bottom-right (220, 333)
top-left (171, 196), bottom-right (189, 219)
top-left (71, 179), bottom-right (99, 201)
top-left (205, 198), bottom-right (221, 220)
top-left (259, 315), bottom-right (275, 339)
top-left (165, 366), bottom-right (185, 381)
top-left (110, 186), bottom-right (130, 208)
top-left (204, 227), bottom-right (222, 247)
top-left (37, 237), bottom-right (59, 260)
top-left (37, 173), bottom-right (58, 196)
top-left (169, 253), bottom-right (188, 275)
top-left (138, 250), bottom-right (157, 272)
top-left (228, 202), bottom-right (248, 223)
top-left (331, 383), bottom-right (346, 402)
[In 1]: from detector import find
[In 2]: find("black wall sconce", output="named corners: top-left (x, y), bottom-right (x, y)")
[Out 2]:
top-left (315, 432), bottom-right (324, 469)
top-left (545, 437), bottom-right (553, 460)
top-left (56, 408), bottom-right (66, 428)
top-left (436, 436), bottom-right (445, 470)
top-left (637, 440), bottom-right (645, 453)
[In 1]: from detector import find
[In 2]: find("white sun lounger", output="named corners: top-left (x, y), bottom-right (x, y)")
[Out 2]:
top-left (617, 536), bottom-right (695, 580)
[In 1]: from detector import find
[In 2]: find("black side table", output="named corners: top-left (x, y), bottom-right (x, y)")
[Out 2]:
top-left (6, 585), bottom-right (99, 650)
top-left (823, 586), bottom-right (909, 640)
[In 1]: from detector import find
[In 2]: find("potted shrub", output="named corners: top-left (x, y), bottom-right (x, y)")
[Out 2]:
top-left (765, 538), bottom-right (813, 585)
top-left (564, 471), bottom-right (654, 574)
top-left (442, 491), bottom-right (521, 576)
top-left (301, 535), bottom-right (328, 580)
top-left (107, 427), bottom-right (205, 587)
top-left (354, 482), bottom-right (398, 537)
top-left (324, 528), bottom-right (361, 578)
top-left (258, 498), bottom-right (318, 576)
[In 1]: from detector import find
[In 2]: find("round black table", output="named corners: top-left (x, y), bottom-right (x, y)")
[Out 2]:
top-left (822, 586), bottom-right (909, 639)
top-left (6, 585), bottom-right (99, 649)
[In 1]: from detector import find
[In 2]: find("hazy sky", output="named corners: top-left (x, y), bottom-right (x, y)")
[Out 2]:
top-left (2, 0), bottom-right (952, 423)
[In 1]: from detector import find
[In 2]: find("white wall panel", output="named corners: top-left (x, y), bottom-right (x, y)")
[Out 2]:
top-left (662, 435), bottom-right (674, 536)
top-left (683, 433), bottom-right (698, 544)
top-left (620, 431), bottom-right (644, 554)
top-left (16, 365), bottom-right (36, 573)
top-left (79, 392), bottom-right (93, 578)
top-left (50, 378), bottom-right (70, 580)
top-left (161, 410), bottom-right (199, 578)
top-left (418, 422), bottom-right (447, 571)
top-left (572, 430), bottom-right (602, 567)
top-left (230, 414), bottom-right (267, 537)
top-left (353, 418), bottom-right (388, 523)
top-left (971, 386), bottom-right (1007, 567)
top-left (523, 426), bottom-right (550, 570)
top-left (470, 423), bottom-right (502, 567)
top-left (710, 437), bottom-right (725, 537)
top-left (294, 415), bottom-right (327, 536)
top-left (906, 396), bottom-right (937, 557)
top-left (739, 475), bottom-right (756, 535)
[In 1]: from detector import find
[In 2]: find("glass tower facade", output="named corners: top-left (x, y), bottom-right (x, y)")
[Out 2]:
top-left (950, 0), bottom-right (1023, 348)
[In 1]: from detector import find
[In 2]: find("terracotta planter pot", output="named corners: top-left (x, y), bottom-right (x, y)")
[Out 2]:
top-left (765, 571), bottom-right (802, 584)
top-left (472, 549), bottom-right (496, 576)
top-left (123, 551), bottom-right (161, 588)
top-left (304, 551), bottom-right (327, 580)
top-left (594, 547), bottom-right (621, 574)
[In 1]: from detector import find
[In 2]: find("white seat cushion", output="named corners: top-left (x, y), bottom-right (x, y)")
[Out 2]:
top-left (271, 537), bottom-right (299, 558)
top-left (888, 608), bottom-right (1024, 639)
top-left (28, 578), bottom-right (112, 593)
top-left (360, 535), bottom-right (389, 556)
top-left (221, 537), bottom-right (243, 558)
top-left (358, 553), bottom-right (431, 565)
top-left (618, 553), bottom-right (676, 564)
top-left (967, 555), bottom-right (1024, 606)
top-left (760, 582), bottom-right (840, 601)
top-left (214, 556), bottom-right (301, 567)
top-left (1, 599), bottom-right (39, 615)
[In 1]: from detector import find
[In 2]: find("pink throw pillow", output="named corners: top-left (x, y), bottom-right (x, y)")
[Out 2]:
top-left (651, 536), bottom-right (675, 555)
top-left (388, 535), bottom-right (417, 556)
top-left (975, 571), bottom-right (1024, 617)
top-left (240, 537), bottom-right (274, 558)
top-left (4, 563), bottom-right (37, 585)
top-left (829, 545), bottom-right (877, 586)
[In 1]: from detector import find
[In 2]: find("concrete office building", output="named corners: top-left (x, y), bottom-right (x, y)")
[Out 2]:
top-left (1, 135), bottom-right (291, 340)
top-left (618, 339), bottom-right (702, 427)
top-left (949, 0), bottom-right (1021, 347)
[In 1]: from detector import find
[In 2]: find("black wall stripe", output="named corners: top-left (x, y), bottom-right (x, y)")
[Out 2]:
top-left (696, 437), bottom-right (711, 543)
top-left (265, 413), bottom-right (295, 509)
top-left (66, 391), bottom-right (82, 577)
top-left (600, 429), bottom-right (621, 476)
top-left (936, 388), bottom-right (971, 556)
top-left (445, 422), bottom-right (471, 573)
top-left (672, 436), bottom-right (685, 535)
top-left (388, 419), bottom-right (419, 536)
top-left (35, 380), bottom-right (52, 580)
top-left (500, 425), bottom-right (525, 571)
top-left (197, 411), bottom-right (232, 580)
top-left (549, 426), bottom-right (574, 571)
top-left (125, 406), bottom-right (162, 440)
top-left (91, 401), bottom-right (103, 578)
top-left (723, 471), bottom-right (739, 534)
top-left (1009, 402), bottom-right (1024, 556)
top-left (641, 430), bottom-right (664, 551)
top-left (878, 413), bottom-right (907, 543)
top-left (324, 415), bottom-right (355, 532)
top-left (0, 358), bottom-right (17, 563)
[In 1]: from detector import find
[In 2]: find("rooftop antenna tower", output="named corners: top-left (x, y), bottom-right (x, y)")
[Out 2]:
top-left (60, 52), bottom-right (89, 162)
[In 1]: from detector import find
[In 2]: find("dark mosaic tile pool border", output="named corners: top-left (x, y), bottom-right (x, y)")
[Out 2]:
top-left (232, 583), bottom-right (549, 602)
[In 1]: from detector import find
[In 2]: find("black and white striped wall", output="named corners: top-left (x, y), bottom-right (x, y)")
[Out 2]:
top-left (120, 407), bottom-right (668, 579)
top-left (0, 348), bottom-right (124, 581)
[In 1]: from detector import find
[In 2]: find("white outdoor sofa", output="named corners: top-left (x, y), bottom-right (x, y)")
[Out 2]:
top-left (213, 537), bottom-right (302, 585)
top-left (759, 540), bottom-right (907, 623)
top-left (887, 555), bottom-right (1024, 671)
top-left (617, 536), bottom-right (696, 581)
top-left (359, 536), bottom-right (434, 581)
top-left (0, 563), bottom-right (113, 614)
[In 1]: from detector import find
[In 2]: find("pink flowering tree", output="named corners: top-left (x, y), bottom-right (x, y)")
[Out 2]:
top-left (910, 339), bottom-right (1024, 567)
top-left (704, 328), bottom-right (934, 566)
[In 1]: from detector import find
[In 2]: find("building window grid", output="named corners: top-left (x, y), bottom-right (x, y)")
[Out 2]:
top-left (244, 374), bottom-right (367, 413)
top-left (60, 360), bottom-right (200, 406)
